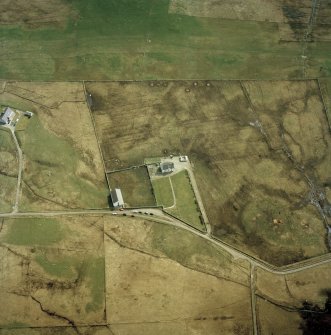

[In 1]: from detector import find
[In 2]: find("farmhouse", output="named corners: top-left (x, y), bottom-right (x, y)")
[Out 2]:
top-left (160, 162), bottom-right (174, 174)
top-left (110, 188), bottom-right (124, 209)
top-left (0, 107), bottom-right (15, 125)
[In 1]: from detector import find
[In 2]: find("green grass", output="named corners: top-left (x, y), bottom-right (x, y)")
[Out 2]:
top-left (35, 253), bottom-right (77, 279)
top-left (165, 170), bottom-right (205, 231)
top-left (152, 177), bottom-right (174, 208)
top-left (0, 128), bottom-right (15, 152)
top-left (1, 0), bottom-right (327, 80)
top-left (151, 223), bottom-right (230, 272)
top-left (3, 218), bottom-right (65, 246)
top-left (85, 257), bottom-right (105, 313)
top-left (108, 167), bottom-right (156, 207)
top-left (17, 115), bottom-right (108, 209)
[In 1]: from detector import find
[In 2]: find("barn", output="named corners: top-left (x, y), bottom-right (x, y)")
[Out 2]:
top-left (110, 188), bottom-right (124, 209)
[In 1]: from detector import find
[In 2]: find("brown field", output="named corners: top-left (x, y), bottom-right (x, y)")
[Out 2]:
top-left (255, 263), bottom-right (331, 334)
top-left (0, 82), bottom-right (109, 211)
top-left (0, 214), bottom-right (254, 334)
top-left (256, 298), bottom-right (302, 335)
top-left (0, 215), bottom-right (106, 329)
top-left (87, 80), bottom-right (330, 265)
top-left (0, 0), bottom-right (77, 29)
top-left (107, 167), bottom-right (155, 208)
top-left (0, 128), bottom-right (17, 212)
top-left (256, 264), bottom-right (331, 308)
top-left (104, 217), bottom-right (252, 335)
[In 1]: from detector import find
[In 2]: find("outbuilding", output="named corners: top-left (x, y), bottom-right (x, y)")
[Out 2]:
top-left (0, 107), bottom-right (15, 125)
top-left (110, 188), bottom-right (124, 209)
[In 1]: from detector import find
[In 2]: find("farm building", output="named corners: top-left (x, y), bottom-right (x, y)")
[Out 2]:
top-left (0, 107), bottom-right (15, 125)
top-left (110, 188), bottom-right (124, 209)
top-left (160, 162), bottom-right (174, 174)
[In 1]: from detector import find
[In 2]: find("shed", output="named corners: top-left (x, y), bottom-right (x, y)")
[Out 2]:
top-left (160, 162), bottom-right (174, 174)
top-left (110, 188), bottom-right (124, 209)
top-left (0, 107), bottom-right (15, 125)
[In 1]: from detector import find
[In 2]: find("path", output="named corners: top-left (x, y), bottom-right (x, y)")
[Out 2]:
top-left (9, 128), bottom-right (23, 213)
top-left (163, 177), bottom-right (176, 210)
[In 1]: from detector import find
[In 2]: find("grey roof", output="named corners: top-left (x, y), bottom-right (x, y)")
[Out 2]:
top-left (160, 162), bottom-right (174, 172)
top-left (0, 107), bottom-right (15, 124)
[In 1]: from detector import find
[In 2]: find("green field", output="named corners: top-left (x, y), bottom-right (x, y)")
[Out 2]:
top-left (108, 167), bottom-right (156, 207)
top-left (152, 170), bottom-right (205, 231)
top-left (152, 177), bottom-right (174, 208)
top-left (1, 0), bottom-right (330, 81)
top-left (17, 115), bottom-right (108, 210)
top-left (3, 218), bottom-right (66, 245)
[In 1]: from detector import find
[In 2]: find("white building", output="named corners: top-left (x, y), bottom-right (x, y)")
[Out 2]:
top-left (110, 188), bottom-right (124, 209)
top-left (0, 107), bottom-right (15, 125)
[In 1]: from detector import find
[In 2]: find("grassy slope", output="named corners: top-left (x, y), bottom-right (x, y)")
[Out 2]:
top-left (1, 0), bottom-right (329, 80)
top-left (17, 115), bottom-right (108, 209)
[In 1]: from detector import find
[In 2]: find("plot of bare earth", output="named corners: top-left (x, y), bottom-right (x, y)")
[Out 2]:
top-left (0, 82), bottom-right (109, 211)
top-left (88, 80), bottom-right (330, 266)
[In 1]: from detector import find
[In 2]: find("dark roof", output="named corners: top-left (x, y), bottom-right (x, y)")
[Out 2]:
top-left (161, 162), bottom-right (174, 169)
top-left (110, 188), bottom-right (124, 206)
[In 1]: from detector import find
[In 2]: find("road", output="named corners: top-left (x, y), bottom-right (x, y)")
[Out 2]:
top-left (1, 207), bottom-right (330, 276)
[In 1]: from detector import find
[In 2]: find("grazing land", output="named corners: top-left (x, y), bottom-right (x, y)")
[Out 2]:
top-left (107, 167), bottom-right (155, 207)
top-left (0, 128), bottom-right (17, 212)
top-left (88, 79), bottom-right (330, 265)
top-left (0, 216), bottom-right (106, 329)
top-left (255, 263), bottom-right (331, 334)
top-left (0, 0), bottom-right (330, 80)
top-left (0, 215), bottom-right (254, 335)
top-left (0, 82), bottom-right (109, 211)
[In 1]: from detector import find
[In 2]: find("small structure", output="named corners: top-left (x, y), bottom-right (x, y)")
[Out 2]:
top-left (0, 107), bottom-right (15, 125)
top-left (179, 155), bottom-right (188, 162)
top-left (160, 161), bottom-right (174, 174)
top-left (24, 111), bottom-right (33, 118)
top-left (110, 188), bottom-right (124, 209)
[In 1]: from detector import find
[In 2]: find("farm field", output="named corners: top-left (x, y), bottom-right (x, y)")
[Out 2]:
top-left (108, 167), bottom-right (155, 208)
top-left (0, 82), bottom-right (109, 211)
top-left (255, 263), bottom-right (331, 334)
top-left (0, 215), bottom-right (106, 330)
top-left (0, 0), bottom-right (330, 81)
top-left (88, 79), bottom-right (331, 266)
top-left (0, 128), bottom-right (17, 212)
top-left (0, 214), bottom-right (254, 334)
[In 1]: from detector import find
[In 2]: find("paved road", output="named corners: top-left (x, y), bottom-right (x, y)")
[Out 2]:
top-left (1, 207), bottom-right (330, 276)
top-left (250, 265), bottom-right (258, 335)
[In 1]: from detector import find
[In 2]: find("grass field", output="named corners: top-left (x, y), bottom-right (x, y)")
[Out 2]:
top-left (166, 171), bottom-right (204, 230)
top-left (152, 176), bottom-right (174, 208)
top-left (152, 170), bottom-right (204, 230)
top-left (89, 80), bottom-right (330, 265)
top-left (0, 0), bottom-right (330, 80)
top-left (108, 167), bottom-right (155, 207)
top-left (0, 82), bottom-right (109, 211)
top-left (0, 128), bottom-right (17, 212)
top-left (0, 216), bottom-right (106, 328)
